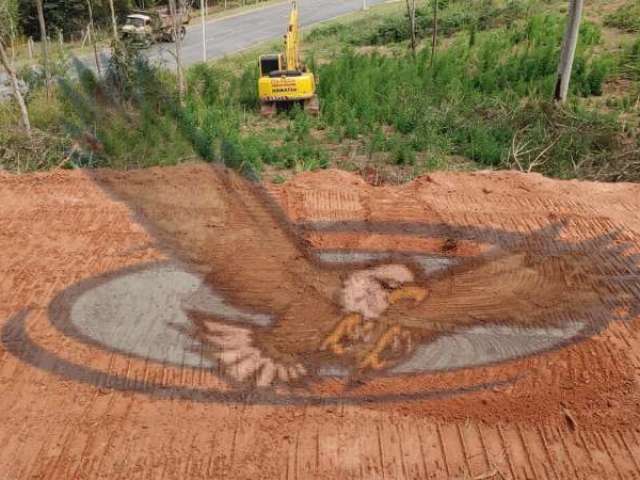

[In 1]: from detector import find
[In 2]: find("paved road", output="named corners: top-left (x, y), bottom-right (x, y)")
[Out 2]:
top-left (155, 0), bottom-right (387, 66)
top-left (1, 0), bottom-right (387, 97)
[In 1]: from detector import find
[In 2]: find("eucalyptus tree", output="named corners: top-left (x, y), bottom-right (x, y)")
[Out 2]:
top-left (0, 0), bottom-right (32, 136)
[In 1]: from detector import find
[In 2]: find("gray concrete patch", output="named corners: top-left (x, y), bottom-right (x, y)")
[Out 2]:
top-left (183, 284), bottom-right (273, 327)
top-left (317, 364), bottom-right (350, 377)
top-left (68, 257), bottom-right (587, 378)
top-left (70, 263), bottom-right (272, 368)
top-left (391, 322), bottom-right (585, 374)
top-left (317, 251), bottom-right (457, 276)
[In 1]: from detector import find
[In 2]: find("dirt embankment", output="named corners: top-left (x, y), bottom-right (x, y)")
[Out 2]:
top-left (1, 164), bottom-right (640, 479)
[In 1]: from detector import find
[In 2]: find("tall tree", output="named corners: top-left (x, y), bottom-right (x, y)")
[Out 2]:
top-left (86, 0), bottom-right (101, 74)
top-left (34, 0), bottom-right (51, 97)
top-left (0, 40), bottom-right (32, 136)
top-left (200, 0), bottom-right (206, 62)
top-left (405, 0), bottom-right (417, 55)
top-left (554, 0), bottom-right (584, 103)
top-left (430, 0), bottom-right (438, 66)
top-left (0, 0), bottom-right (31, 135)
top-left (108, 0), bottom-right (118, 40)
top-left (5, 0), bottom-right (17, 62)
top-left (169, 0), bottom-right (185, 101)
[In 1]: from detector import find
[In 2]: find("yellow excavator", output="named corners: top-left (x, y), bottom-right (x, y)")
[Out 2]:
top-left (257, 1), bottom-right (319, 116)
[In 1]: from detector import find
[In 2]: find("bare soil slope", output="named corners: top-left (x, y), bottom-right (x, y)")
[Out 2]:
top-left (1, 164), bottom-right (640, 479)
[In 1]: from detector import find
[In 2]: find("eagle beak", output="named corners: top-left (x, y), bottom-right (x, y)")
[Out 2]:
top-left (388, 286), bottom-right (428, 305)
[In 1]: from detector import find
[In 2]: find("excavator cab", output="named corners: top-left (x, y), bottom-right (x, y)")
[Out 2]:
top-left (257, 2), bottom-right (319, 117)
top-left (259, 54), bottom-right (283, 77)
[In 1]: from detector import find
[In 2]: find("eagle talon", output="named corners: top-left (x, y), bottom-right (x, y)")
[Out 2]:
top-left (320, 313), bottom-right (363, 355)
top-left (358, 324), bottom-right (414, 371)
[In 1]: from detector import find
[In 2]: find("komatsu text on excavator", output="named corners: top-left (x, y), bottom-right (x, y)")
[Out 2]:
top-left (258, 1), bottom-right (319, 116)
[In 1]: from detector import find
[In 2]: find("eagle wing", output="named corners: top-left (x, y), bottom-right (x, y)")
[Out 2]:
top-left (96, 167), bottom-right (348, 386)
top-left (388, 250), bottom-right (601, 332)
top-left (95, 166), bottom-right (343, 311)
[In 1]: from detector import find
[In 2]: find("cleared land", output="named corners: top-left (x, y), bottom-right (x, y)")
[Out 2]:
top-left (1, 164), bottom-right (640, 478)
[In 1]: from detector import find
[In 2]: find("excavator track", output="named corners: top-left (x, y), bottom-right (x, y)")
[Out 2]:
top-left (260, 101), bottom-right (277, 118)
top-left (304, 96), bottom-right (320, 115)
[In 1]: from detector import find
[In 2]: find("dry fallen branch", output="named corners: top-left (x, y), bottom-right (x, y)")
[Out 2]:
top-left (510, 127), bottom-right (529, 171)
top-left (527, 136), bottom-right (561, 173)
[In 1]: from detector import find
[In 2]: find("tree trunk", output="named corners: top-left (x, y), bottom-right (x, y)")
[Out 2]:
top-left (0, 39), bottom-right (32, 137)
top-left (169, 0), bottom-right (186, 102)
top-left (405, 0), bottom-right (416, 55)
top-left (554, 0), bottom-right (584, 103)
top-left (86, 0), bottom-right (101, 75)
top-left (201, 0), bottom-right (207, 62)
top-left (430, 0), bottom-right (438, 66)
top-left (8, 9), bottom-right (17, 63)
top-left (108, 0), bottom-right (118, 40)
top-left (35, 0), bottom-right (51, 97)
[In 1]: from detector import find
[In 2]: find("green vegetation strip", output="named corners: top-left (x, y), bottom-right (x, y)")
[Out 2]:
top-left (1, 0), bottom-right (639, 182)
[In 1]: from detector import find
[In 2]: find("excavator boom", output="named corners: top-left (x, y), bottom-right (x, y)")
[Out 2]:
top-left (285, 2), bottom-right (300, 71)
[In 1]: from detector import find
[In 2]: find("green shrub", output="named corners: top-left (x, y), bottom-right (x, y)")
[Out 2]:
top-left (0, 98), bottom-right (71, 172)
top-left (622, 38), bottom-right (640, 80)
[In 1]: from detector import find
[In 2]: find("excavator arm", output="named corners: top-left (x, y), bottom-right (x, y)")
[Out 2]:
top-left (284, 1), bottom-right (301, 72)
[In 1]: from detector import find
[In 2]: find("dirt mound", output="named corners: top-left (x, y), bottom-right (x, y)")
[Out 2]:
top-left (1, 163), bottom-right (640, 479)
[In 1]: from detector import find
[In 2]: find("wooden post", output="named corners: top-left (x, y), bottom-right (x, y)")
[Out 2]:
top-left (58, 29), bottom-right (64, 55)
top-left (554, 0), bottom-right (584, 103)
top-left (28, 37), bottom-right (34, 61)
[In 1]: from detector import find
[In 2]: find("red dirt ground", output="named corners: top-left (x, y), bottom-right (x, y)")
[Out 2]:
top-left (1, 163), bottom-right (640, 479)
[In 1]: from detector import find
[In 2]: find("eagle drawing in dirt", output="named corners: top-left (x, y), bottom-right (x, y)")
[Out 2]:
top-left (98, 167), bottom-right (608, 389)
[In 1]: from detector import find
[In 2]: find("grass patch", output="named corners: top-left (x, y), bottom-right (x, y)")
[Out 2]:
top-left (1, 0), bottom-right (638, 182)
top-left (604, 0), bottom-right (640, 33)
top-left (362, 0), bottom-right (530, 46)
top-left (316, 14), bottom-right (617, 177)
